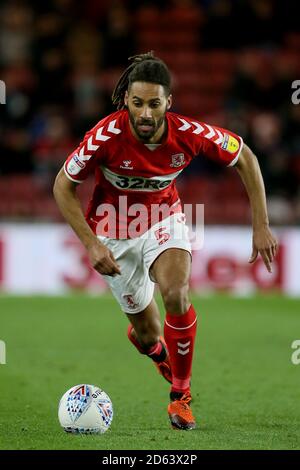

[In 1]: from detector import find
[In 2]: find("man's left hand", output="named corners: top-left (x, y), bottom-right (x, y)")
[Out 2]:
top-left (249, 226), bottom-right (278, 273)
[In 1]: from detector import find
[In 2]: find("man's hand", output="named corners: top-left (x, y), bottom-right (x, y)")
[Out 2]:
top-left (53, 168), bottom-right (121, 277)
top-left (249, 225), bottom-right (278, 273)
top-left (87, 241), bottom-right (121, 277)
top-left (234, 145), bottom-right (278, 273)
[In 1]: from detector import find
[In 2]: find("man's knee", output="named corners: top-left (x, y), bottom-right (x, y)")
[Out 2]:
top-left (161, 283), bottom-right (190, 314)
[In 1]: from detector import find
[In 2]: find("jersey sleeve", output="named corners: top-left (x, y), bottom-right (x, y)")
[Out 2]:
top-left (177, 117), bottom-right (243, 166)
top-left (64, 121), bottom-right (106, 183)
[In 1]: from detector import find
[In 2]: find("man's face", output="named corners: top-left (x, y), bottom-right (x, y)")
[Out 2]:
top-left (124, 82), bottom-right (172, 143)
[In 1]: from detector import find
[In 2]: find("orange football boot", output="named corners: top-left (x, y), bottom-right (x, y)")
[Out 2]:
top-left (168, 390), bottom-right (196, 430)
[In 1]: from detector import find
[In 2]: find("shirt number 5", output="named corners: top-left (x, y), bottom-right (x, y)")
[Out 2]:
top-left (154, 227), bottom-right (170, 245)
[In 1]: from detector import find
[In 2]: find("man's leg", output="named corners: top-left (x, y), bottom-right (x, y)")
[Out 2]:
top-left (126, 298), bottom-right (172, 383)
top-left (150, 248), bottom-right (197, 430)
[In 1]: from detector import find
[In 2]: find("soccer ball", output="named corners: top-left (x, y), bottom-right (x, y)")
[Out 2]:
top-left (58, 384), bottom-right (113, 434)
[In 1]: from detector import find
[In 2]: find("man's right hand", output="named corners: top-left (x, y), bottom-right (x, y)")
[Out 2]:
top-left (87, 242), bottom-right (121, 277)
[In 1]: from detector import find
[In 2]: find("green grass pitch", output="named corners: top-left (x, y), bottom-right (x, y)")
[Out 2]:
top-left (0, 293), bottom-right (300, 450)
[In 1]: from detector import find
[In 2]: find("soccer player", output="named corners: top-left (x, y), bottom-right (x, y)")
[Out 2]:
top-left (53, 52), bottom-right (278, 430)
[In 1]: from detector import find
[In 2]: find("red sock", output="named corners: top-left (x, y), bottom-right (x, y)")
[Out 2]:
top-left (127, 324), bottom-right (164, 361)
top-left (164, 304), bottom-right (197, 393)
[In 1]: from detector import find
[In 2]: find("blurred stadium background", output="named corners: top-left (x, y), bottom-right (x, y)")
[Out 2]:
top-left (0, 0), bottom-right (300, 295)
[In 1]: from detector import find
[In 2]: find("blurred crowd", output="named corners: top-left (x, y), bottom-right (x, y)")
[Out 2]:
top-left (0, 0), bottom-right (300, 224)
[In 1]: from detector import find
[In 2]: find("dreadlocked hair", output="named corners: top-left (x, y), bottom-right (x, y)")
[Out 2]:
top-left (112, 51), bottom-right (171, 110)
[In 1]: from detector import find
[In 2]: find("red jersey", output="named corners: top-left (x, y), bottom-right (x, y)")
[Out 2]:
top-left (64, 110), bottom-right (243, 238)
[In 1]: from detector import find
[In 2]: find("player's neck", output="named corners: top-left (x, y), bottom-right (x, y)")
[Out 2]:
top-left (129, 120), bottom-right (167, 145)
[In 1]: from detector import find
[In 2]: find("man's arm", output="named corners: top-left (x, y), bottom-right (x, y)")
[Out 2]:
top-left (234, 144), bottom-right (278, 273)
top-left (53, 167), bottom-right (121, 276)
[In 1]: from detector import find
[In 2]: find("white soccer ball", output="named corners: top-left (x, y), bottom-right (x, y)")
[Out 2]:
top-left (58, 384), bottom-right (113, 434)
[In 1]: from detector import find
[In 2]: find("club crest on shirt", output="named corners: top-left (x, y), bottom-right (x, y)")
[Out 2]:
top-left (170, 153), bottom-right (185, 168)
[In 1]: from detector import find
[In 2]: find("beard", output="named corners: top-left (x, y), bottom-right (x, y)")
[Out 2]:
top-left (128, 108), bottom-right (167, 143)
